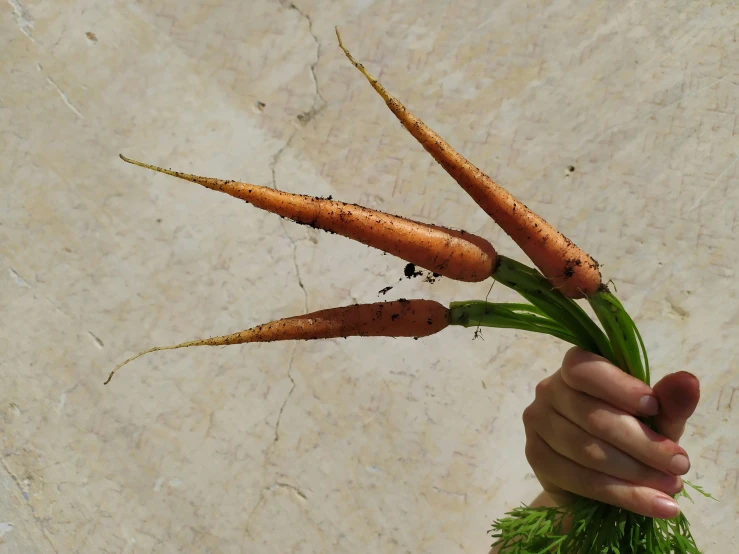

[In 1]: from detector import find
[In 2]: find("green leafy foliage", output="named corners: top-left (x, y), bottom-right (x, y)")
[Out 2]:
top-left (489, 498), bottom-right (705, 554)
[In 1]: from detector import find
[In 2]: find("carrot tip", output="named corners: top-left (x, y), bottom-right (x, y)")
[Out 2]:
top-left (104, 341), bottom-right (198, 385)
top-left (335, 27), bottom-right (394, 104)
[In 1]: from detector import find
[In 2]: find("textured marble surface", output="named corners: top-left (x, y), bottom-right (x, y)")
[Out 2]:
top-left (2, 1), bottom-right (738, 552)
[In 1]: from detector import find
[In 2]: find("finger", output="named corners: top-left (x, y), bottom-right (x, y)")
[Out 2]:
top-left (548, 377), bottom-right (690, 476)
top-left (652, 371), bottom-right (700, 443)
top-left (525, 432), bottom-right (681, 519)
top-left (536, 408), bottom-right (683, 496)
top-left (561, 347), bottom-right (659, 417)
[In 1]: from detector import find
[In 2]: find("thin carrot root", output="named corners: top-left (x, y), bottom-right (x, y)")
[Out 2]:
top-left (104, 299), bottom-right (450, 384)
top-left (335, 28), bottom-right (602, 299)
top-left (119, 155), bottom-right (496, 283)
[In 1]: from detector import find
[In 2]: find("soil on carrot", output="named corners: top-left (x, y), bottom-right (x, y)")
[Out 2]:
top-left (563, 257), bottom-right (584, 279)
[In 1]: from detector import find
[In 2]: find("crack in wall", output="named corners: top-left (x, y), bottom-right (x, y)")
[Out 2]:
top-left (269, 0), bottom-right (324, 313)
top-left (37, 64), bottom-right (84, 119)
top-left (283, 1), bottom-right (325, 123)
top-left (270, 350), bottom-right (296, 449)
top-left (242, 494), bottom-right (265, 540)
top-left (8, 0), bottom-right (34, 42)
top-left (270, 140), bottom-right (310, 314)
top-left (268, 148), bottom-right (305, 471)
top-left (8, 267), bottom-right (31, 288)
top-left (242, 344), bottom-right (298, 540)
top-left (242, 6), bottom-right (322, 538)
top-left (272, 481), bottom-right (307, 500)
top-left (1, 458), bottom-right (59, 553)
top-left (243, 468), bottom-right (308, 539)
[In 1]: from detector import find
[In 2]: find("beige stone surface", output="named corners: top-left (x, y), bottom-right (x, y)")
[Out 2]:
top-left (2, 1), bottom-right (738, 552)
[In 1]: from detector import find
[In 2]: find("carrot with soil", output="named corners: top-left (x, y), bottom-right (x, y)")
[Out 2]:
top-left (104, 299), bottom-right (450, 384)
top-left (119, 155), bottom-right (496, 283)
top-left (335, 28), bottom-right (601, 299)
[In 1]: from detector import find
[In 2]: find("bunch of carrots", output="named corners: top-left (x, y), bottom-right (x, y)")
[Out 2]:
top-left (108, 29), bottom-right (713, 553)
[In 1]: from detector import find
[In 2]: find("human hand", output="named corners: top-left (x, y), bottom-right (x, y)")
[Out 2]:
top-left (522, 347), bottom-right (700, 519)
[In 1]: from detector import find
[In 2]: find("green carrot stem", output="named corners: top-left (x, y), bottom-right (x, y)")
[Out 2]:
top-left (448, 300), bottom-right (590, 350)
top-left (588, 290), bottom-right (649, 384)
top-left (492, 256), bottom-right (613, 360)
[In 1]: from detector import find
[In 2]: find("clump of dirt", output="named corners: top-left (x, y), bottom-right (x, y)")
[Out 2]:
top-left (404, 263), bottom-right (423, 278)
top-left (563, 257), bottom-right (584, 279)
top-left (423, 272), bottom-right (441, 284)
top-left (401, 263), bottom-right (441, 283)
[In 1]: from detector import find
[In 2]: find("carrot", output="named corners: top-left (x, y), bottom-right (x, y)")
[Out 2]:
top-left (104, 299), bottom-right (449, 384)
top-left (335, 28), bottom-right (602, 299)
top-left (119, 155), bottom-right (496, 283)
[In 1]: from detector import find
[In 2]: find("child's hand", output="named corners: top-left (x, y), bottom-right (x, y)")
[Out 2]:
top-left (522, 347), bottom-right (700, 519)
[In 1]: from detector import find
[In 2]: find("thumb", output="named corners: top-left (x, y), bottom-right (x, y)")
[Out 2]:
top-left (651, 371), bottom-right (700, 443)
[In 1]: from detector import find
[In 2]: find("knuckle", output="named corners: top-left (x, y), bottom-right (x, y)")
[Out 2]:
top-left (651, 437), bottom-right (675, 459)
top-left (621, 486), bottom-right (646, 511)
top-left (521, 403), bottom-right (538, 428)
top-left (581, 440), bottom-right (608, 465)
top-left (654, 440), bottom-right (685, 468)
top-left (561, 346), bottom-right (584, 373)
top-left (563, 345), bottom-right (602, 367)
top-left (584, 408), bottom-right (609, 436)
top-left (561, 345), bottom-right (580, 366)
top-left (561, 358), bottom-right (586, 388)
top-left (534, 377), bottom-right (551, 399)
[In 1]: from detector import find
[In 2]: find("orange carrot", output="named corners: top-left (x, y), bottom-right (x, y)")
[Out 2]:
top-left (335, 28), bottom-right (602, 299)
top-left (120, 155), bottom-right (496, 283)
top-left (104, 299), bottom-right (449, 384)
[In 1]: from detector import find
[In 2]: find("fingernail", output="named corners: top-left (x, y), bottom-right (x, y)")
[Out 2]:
top-left (653, 496), bottom-right (680, 519)
top-left (669, 454), bottom-right (690, 475)
top-left (639, 395), bottom-right (659, 416)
